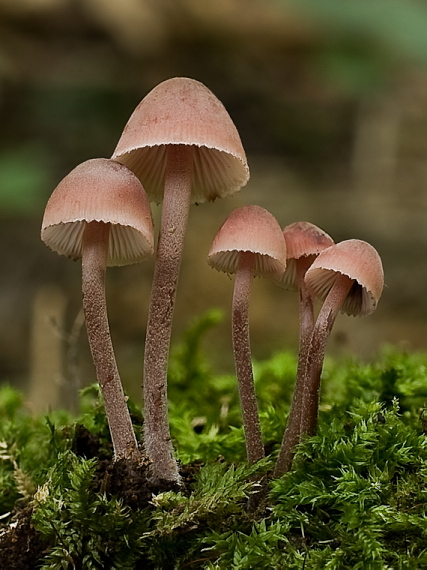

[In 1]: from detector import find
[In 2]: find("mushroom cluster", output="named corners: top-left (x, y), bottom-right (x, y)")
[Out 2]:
top-left (273, 236), bottom-right (384, 477)
top-left (41, 77), bottom-right (384, 489)
top-left (208, 215), bottom-right (384, 478)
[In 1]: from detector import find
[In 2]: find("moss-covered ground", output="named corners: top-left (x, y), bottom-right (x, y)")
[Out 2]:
top-left (1, 311), bottom-right (427, 569)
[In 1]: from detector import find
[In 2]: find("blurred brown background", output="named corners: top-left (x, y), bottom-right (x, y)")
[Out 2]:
top-left (1, 0), bottom-right (427, 410)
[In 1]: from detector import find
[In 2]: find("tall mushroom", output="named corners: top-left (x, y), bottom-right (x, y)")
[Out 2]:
top-left (112, 77), bottom-right (249, 485)
top-left (272, 221), bottom-right (334, 477)
top-left (41, 158), bottom-right (154, 461)
top-left (300, 239), bottom-right (384, 438)
top-left (208, 205), bottom-right (287, 464)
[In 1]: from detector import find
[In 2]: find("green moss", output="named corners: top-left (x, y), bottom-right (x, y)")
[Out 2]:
top-left (32, 452), bottom-right (151, 569)
top-left (1, 317), bottom-right (427, 568)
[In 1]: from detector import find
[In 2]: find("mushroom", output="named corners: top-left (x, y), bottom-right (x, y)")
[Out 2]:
top-left (272, 221), bottom-right (334, 477)
top-left (112, 77), bottom-right (249, 484)
top-left (208, 205), bottom-right (287, 464)
top-left (300, 239), bottom-right (384, 439)
top-left (41, 158), bottom-right (154, 461)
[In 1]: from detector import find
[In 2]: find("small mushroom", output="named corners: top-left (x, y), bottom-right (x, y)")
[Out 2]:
top-left (112, 77), bottom-right (249, 485)
top-left (301, 239), bottom-right (384, 438)
top-left (208, 205), bottom-right (287, 464)
top-left (272, 221), bottom-right (334, 477)
top-left (41, 158), bottom-right (154, 461)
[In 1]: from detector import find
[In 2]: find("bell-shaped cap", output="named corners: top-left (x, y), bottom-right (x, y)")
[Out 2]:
top-left (207, 205), bottom-right (287, 277)
top-left (304, 239), bottom-right (384, 317)
top-left (112, 77), bottom-right (249, 204)
top-left (41, 158), bottom-right (154, 267)
top-left (274, 221), bottom-right (334, 290)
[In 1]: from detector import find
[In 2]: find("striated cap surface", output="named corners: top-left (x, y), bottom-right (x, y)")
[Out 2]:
top-left (112, 77), bottom-right (249, 204)
top-left (207, 205), bottom-right (287, 277)
top-left (41, 158), bottom-right (154, 266)
top-left (304, 239), bottom-right (384, 316)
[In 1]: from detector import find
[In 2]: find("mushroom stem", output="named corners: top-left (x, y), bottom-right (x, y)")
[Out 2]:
top-left (273, 257), bottom-right (314, 477)
top-left (300, 273), bottom-right (354, 438)
top-left (143, 144), bottom-right (194, 485)
top-left (82, 221), bottom-right (140, 461)
top-left (232, 252), bottom-right (265, 464)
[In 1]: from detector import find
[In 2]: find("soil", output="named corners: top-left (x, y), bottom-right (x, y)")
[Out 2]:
top-left (0, 506), bottom-right (49, 569)
top-left (0, 424), bottom-right (203, 569)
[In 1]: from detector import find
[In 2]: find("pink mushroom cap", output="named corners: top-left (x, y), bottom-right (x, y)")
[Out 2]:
top-left (41, 158), bottom-right (154, 266)
top-left (274, 221), bottom-right (334, 290)
top-left (207, 205), bottom-right (287, 277)
top-left (304, 239), bottom-right (384, 317)
top-left (112, 77), bottom-right (249, 204)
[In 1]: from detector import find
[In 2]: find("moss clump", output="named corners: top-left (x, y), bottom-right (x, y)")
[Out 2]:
top-left (0, 315), bottom-right (427, 568)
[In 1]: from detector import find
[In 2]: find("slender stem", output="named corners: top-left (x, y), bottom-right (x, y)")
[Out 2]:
top-left (143, 145), bottom-right (193, 485)
top-left (232, 252), bottom-right (265, 464)
top-left (82, 221), bottom-right (139, 461)
top-left (300, 273), bottom-right (354, 437)
top-left (273, 257), bottom-right (314, 477)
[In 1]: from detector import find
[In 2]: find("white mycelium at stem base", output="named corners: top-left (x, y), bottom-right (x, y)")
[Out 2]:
top-left (300, 239), bottom-right (384, 440)
top-left (208, 205), bottom-right (287, 464)
top-left (111, 77), bottom-right (249, 485)
top-left (41, 158), bottom-right (154, 461)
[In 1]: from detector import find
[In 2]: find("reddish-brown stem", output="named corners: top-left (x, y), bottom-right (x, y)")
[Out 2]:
top-left (82, 221), bottom-right (140, 461)
top-left (300, 273), bottom-right (354, 437)
top-left (273, 257), bottom-right (314, 477)
top-left (143, 145), bottom-right (194, 486)
top-left (232, 252), bottom-right (265, 464)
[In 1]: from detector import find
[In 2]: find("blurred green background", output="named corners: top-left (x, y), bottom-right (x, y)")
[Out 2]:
top-left (1, 0), bottom-right (427, 410)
